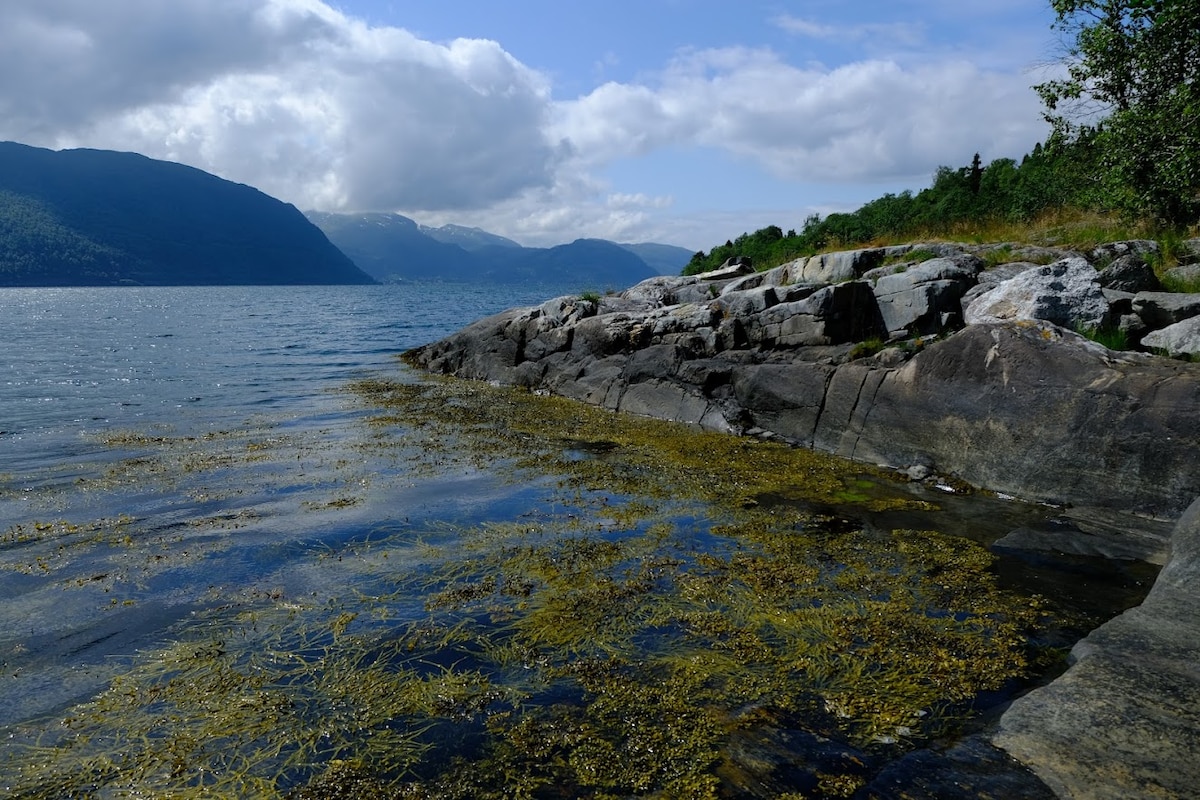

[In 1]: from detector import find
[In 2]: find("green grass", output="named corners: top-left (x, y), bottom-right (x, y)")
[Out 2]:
top-left (1076, 325), bottom-right (1131, 351)
top-left (849, 337), bottom-right (888, 360)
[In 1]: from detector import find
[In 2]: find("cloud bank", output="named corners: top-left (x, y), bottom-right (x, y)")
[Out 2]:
top-left (0, 0), bottom-right (1049, 247)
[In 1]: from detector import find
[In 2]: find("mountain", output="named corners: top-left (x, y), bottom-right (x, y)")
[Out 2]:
top-left (473, 238), bottom-right (659, 288)
top-left (617, 242), bottom-right (696, 276)
top-left (307, 212), bottom-right (658, 288)
top-left (305, 212), bottom-right (479, 282)
top-left (420, 222), bottom-right (522, 252)
top-left (0, 142), bottom-right (374, 286)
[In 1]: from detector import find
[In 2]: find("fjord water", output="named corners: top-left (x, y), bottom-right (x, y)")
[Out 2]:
top-left (0, 284), bottom-right (562, 709)
top-left (0, 284), bottom-right (1155, 796)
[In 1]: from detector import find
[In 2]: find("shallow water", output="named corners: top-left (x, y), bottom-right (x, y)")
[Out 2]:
top-left (1, 284), bottom-right (567, 717)
top-left (0, 284), bottom-right (1156, 797)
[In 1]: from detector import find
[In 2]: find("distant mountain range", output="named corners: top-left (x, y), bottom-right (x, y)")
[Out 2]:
top-left (306, 211), bottom-right (693, 288)
top-left (0, 140), bottom-right (694, 288)
top-left (0, 141), bottom-right (374, 286)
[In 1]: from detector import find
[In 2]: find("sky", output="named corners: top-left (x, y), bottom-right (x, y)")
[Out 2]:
top-left (0, 1), bottom-right (1067, 250)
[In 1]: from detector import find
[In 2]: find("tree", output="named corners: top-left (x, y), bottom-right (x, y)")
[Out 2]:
top-left (1037, 0), bottom-right (1200, 224)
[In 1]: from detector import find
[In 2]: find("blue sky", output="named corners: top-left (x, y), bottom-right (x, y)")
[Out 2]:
top-left (0, 1), bottom-right (1064, 250)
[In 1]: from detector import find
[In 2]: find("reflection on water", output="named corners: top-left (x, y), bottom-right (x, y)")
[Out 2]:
top-left (1, 373), bottom-right (1156, 798)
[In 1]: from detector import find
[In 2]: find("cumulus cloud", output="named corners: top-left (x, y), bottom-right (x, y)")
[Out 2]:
top-left (555, 47), bottom-right (1045, 185)
top-left (0, 0), bottom-right (563, 212)
top-left (0, 0), bottom-right (1049, 247)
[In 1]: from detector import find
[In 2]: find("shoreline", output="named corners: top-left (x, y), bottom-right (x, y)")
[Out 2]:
top-left (405, 242), bottom-right (1200, 797)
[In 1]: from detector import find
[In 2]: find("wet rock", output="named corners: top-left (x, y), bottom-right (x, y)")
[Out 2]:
top-left (994, 499), bottom-right (1200, 800)
top-left (862, 736), bottom-right (1056, 800)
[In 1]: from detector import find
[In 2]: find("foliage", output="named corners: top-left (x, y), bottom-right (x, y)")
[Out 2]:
top-left (683, 143), bottom-right (1099, 275)
top-left (0, 190), bottom-right (127, 283)
top-left (1036, 0), bottom-right (1200, 225)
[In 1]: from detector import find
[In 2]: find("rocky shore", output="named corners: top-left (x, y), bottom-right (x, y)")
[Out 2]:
top-left (406, 239), bottom-right (1200, 797)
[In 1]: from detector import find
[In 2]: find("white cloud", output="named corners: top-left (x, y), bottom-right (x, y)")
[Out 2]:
top-left (0, 1), bottom-right (1050, 249)
top-left (772, 14), bottom-right (926, 47)
top-left (0, 0), bottom-right (562, 212)
top-left (556, 47), bottom-right (1046, 186)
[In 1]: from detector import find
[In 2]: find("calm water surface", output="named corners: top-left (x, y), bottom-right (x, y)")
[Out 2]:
top-left (0, 285), bottom-right (564, 713)
top-left (0, 284), bottom-right (1157, 797)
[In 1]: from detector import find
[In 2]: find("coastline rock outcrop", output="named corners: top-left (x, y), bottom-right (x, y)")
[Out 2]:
top-left (409, 242), bottom-right (1200, 519)
top-left (406, 239), bottom-right (1200, 798)
top-left (995, 498), bottom-right (1200, 799)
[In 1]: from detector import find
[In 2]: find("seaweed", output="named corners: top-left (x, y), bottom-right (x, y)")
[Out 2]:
top-left (1, 375), bottom-right (1062, 798)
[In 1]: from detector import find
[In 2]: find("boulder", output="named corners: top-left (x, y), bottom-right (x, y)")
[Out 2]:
top-left (964, 257), bottom-right (1110, 330)
top-left (1183, 238), bottom-right (1200, 261)
top-left (961, 262), bottom-right (1039, 308)
top-left (747, 281), bottom-right (885, 348)
top-left (871, 254), bottom-right (984, 336)
top-left (1096, 253), bottom-right (1161, 293)
top-left (1131, 291), bottom-right (1200, 328)
top-left (1090, 239), bottom-right (1159, 265)
top-left (796, 248), bottom-right (885, 284)
top-left (759, 258), bottom-right (808, 288)
top-left (1141, 315), bottom-right (1200, 357)
top-left (715, 255), bottom-right (754, 273)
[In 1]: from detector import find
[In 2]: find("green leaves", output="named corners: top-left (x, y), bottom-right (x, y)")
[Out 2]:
top-left (1038, 0), bottom-right (1200, 224)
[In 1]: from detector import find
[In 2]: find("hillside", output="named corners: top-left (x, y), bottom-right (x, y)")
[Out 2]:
top-left (617, 242), bottom-right (694, 275)
top-left (0, 142), bottom-right (375, 286)
top-left (307, 211), bottom-right (659, 288)
top-left (305, 212), bottom-right (479, 282)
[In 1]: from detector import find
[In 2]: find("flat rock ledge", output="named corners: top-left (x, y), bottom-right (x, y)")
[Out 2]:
top-left (995, 498), bottom-right (1200, 799)
top-left (406, 242), bottom-right (1200, 798)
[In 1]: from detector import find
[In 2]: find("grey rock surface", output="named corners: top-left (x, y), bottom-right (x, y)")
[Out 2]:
top-left (1133, 290), bottom-right (1200, 328)
top-left (964, 257), bottom-right (1110, 329)
top-left (994, 498), bottom-right (1200, 800)
top-left (411, 295), bottom-right (1200, 519)
top-left (872, 254), bottom-right (983, 335)
top-left (1096, 253), bottom-right (1161, 293)
top-left (1141, 314), bottom-right (1200, 357)
top-left (407, 242), bottom-right (1200, 799)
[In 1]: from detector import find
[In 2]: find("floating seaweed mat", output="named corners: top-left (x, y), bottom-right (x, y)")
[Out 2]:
top-left (1, 377), bottom-right (1067, 799)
